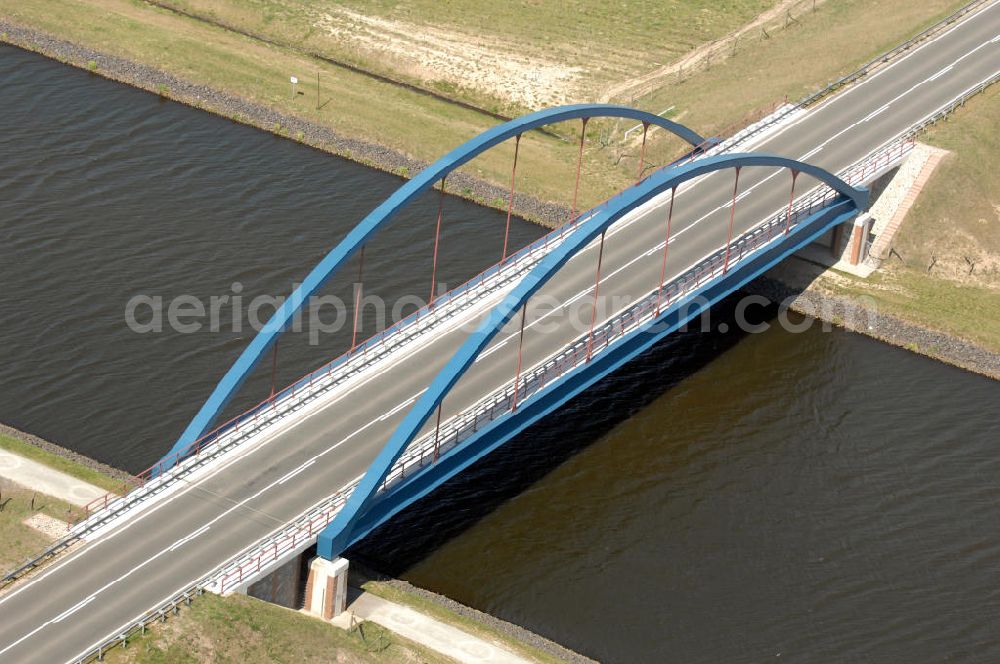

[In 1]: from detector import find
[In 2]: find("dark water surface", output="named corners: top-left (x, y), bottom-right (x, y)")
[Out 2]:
top-left (0, 45), bottom-right (541, 472)
top-left (4, 46), bottom-right (1000, 664)
top-left (388, 320), bottom-right (1000, 662)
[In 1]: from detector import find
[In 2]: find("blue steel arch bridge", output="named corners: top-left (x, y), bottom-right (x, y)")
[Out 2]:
top-left (5, 6), bottom-right (997, 657)
top-left (154, 104), bottom-right (868, 561)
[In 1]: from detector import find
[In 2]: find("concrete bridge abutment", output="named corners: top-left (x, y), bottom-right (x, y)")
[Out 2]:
top-left (304, 557), bottom-right (350, 620)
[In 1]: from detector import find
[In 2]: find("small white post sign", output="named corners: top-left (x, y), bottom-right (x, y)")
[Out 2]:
top-left (290, 75), bottom-right (298, 99)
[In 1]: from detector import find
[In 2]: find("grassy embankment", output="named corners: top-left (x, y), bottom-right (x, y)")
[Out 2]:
top-left (92, 580), bottom-right (563, 664)
top-left (361, 579), bottom-right (565, 664)
top-left (0, 477), bottom-right (75, 572)
top-left (0, 431), bottom-right (128, 572)
top-left (98, 592), bottom-right (451, 664)
top-left (825, 84), bottom-right (1000, 353)
top-left (0, 431), bottom-right (127, 495)
top-left (0, 0), bottom-right (970, 214)
top-left (149, 0), bottom-right (776, 113)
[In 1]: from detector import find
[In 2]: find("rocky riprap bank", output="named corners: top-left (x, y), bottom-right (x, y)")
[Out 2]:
top-left (745, 274), bottom-right (1000, 381)
top-left (0, 19), bottom-right (572, 229)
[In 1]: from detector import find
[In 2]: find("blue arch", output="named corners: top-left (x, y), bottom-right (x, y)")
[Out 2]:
top-left (163, 105), bottom-right (707, 466)
top-left (317, 152), bottom-right (869, 557)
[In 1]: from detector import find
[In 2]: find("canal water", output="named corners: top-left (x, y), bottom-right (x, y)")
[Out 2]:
top-left (4, 46), bottom-right (1000, 663)
top-left (0, 45), bottom-right (541, 472)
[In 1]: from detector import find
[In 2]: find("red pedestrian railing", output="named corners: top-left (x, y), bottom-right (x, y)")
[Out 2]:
top-left (74, 136), bottom-right (720, 529)
top-left (374, 173), bottom-right (862, 494)
top-left (215, 481), bottom-right (357, 594)
top-left (210, 165), bottom-right (852, 596)
top-left (79, 135), bottom-right (907, 531)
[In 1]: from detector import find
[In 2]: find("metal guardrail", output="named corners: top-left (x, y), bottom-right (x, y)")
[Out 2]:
top-left (905, 70), bottom-right (1000, 139)
top-left (713, 0), bottom-right (994, 154)
top-left (841, 138), bottom-right (916, 185)
top-left (73, 586), bottom-right (207, 663)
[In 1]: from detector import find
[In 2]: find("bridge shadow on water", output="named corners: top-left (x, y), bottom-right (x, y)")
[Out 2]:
top-left (347, 286), bottom-right (789, 577)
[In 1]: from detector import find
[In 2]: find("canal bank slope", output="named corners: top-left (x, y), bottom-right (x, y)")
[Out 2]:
top-left (3, 2), bottom-right (997, 382)
top-left (0, 427), bottom-right (127, 577)
top-left (751, 81), bottom-right (1000, 380)
top-left (0, 0), bottom-right (973, 217)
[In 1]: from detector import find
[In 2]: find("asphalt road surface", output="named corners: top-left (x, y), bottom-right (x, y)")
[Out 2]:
top-left (1, 5), bottom-right (997, 662)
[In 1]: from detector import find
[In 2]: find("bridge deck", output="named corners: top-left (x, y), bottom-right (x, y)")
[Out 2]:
top-left (1, 5), bottom-right (997, 662)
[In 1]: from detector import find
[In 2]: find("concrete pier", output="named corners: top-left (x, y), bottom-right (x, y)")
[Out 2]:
top-left (304, 557), bottom-right (349, 620)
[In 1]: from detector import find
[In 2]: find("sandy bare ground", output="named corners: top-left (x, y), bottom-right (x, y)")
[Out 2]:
top-left (313, 8), bottom-right (583, 109)
top-left (922, 224), bottom-right (1000, 287)
top-left (600, 0), bottom-right (827, 103)
top-left (22, 512), bottom-right (68, 540)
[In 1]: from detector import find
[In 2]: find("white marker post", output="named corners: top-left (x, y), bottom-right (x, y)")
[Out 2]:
top-left (290, 76), bottom-right (298, 100)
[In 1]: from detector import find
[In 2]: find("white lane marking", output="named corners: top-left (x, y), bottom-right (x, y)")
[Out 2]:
top-left (379, 393), bottom-right (421, 421)
top-left (169, 525), bottom-right (210, 551)
top-left (861, 103), bottom-right (891, 122)
top-left (52, 597), bottom-right (95, 624)
top-left (927, 64), bottom-right (954, 82)
top-left (277, 460), bottom-right (316, 485)
top-left (798, 146), bottom-right (823, 161)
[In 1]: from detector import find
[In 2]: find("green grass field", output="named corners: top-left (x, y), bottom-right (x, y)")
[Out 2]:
top-left (153, 0), bottom-right (775, 112)
top-left (0, 0), bottom-right (969, 213)
top-left (0, 479), bottom-right (76, 573)
top-left (100, 592), bottom-right (451, 663)
top-left (829, 83), bottom-right (1000, 354)
top-left (0, 432), bottom-right (129, 495)
top-left (894, 84), bottom-right (1000, 284)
